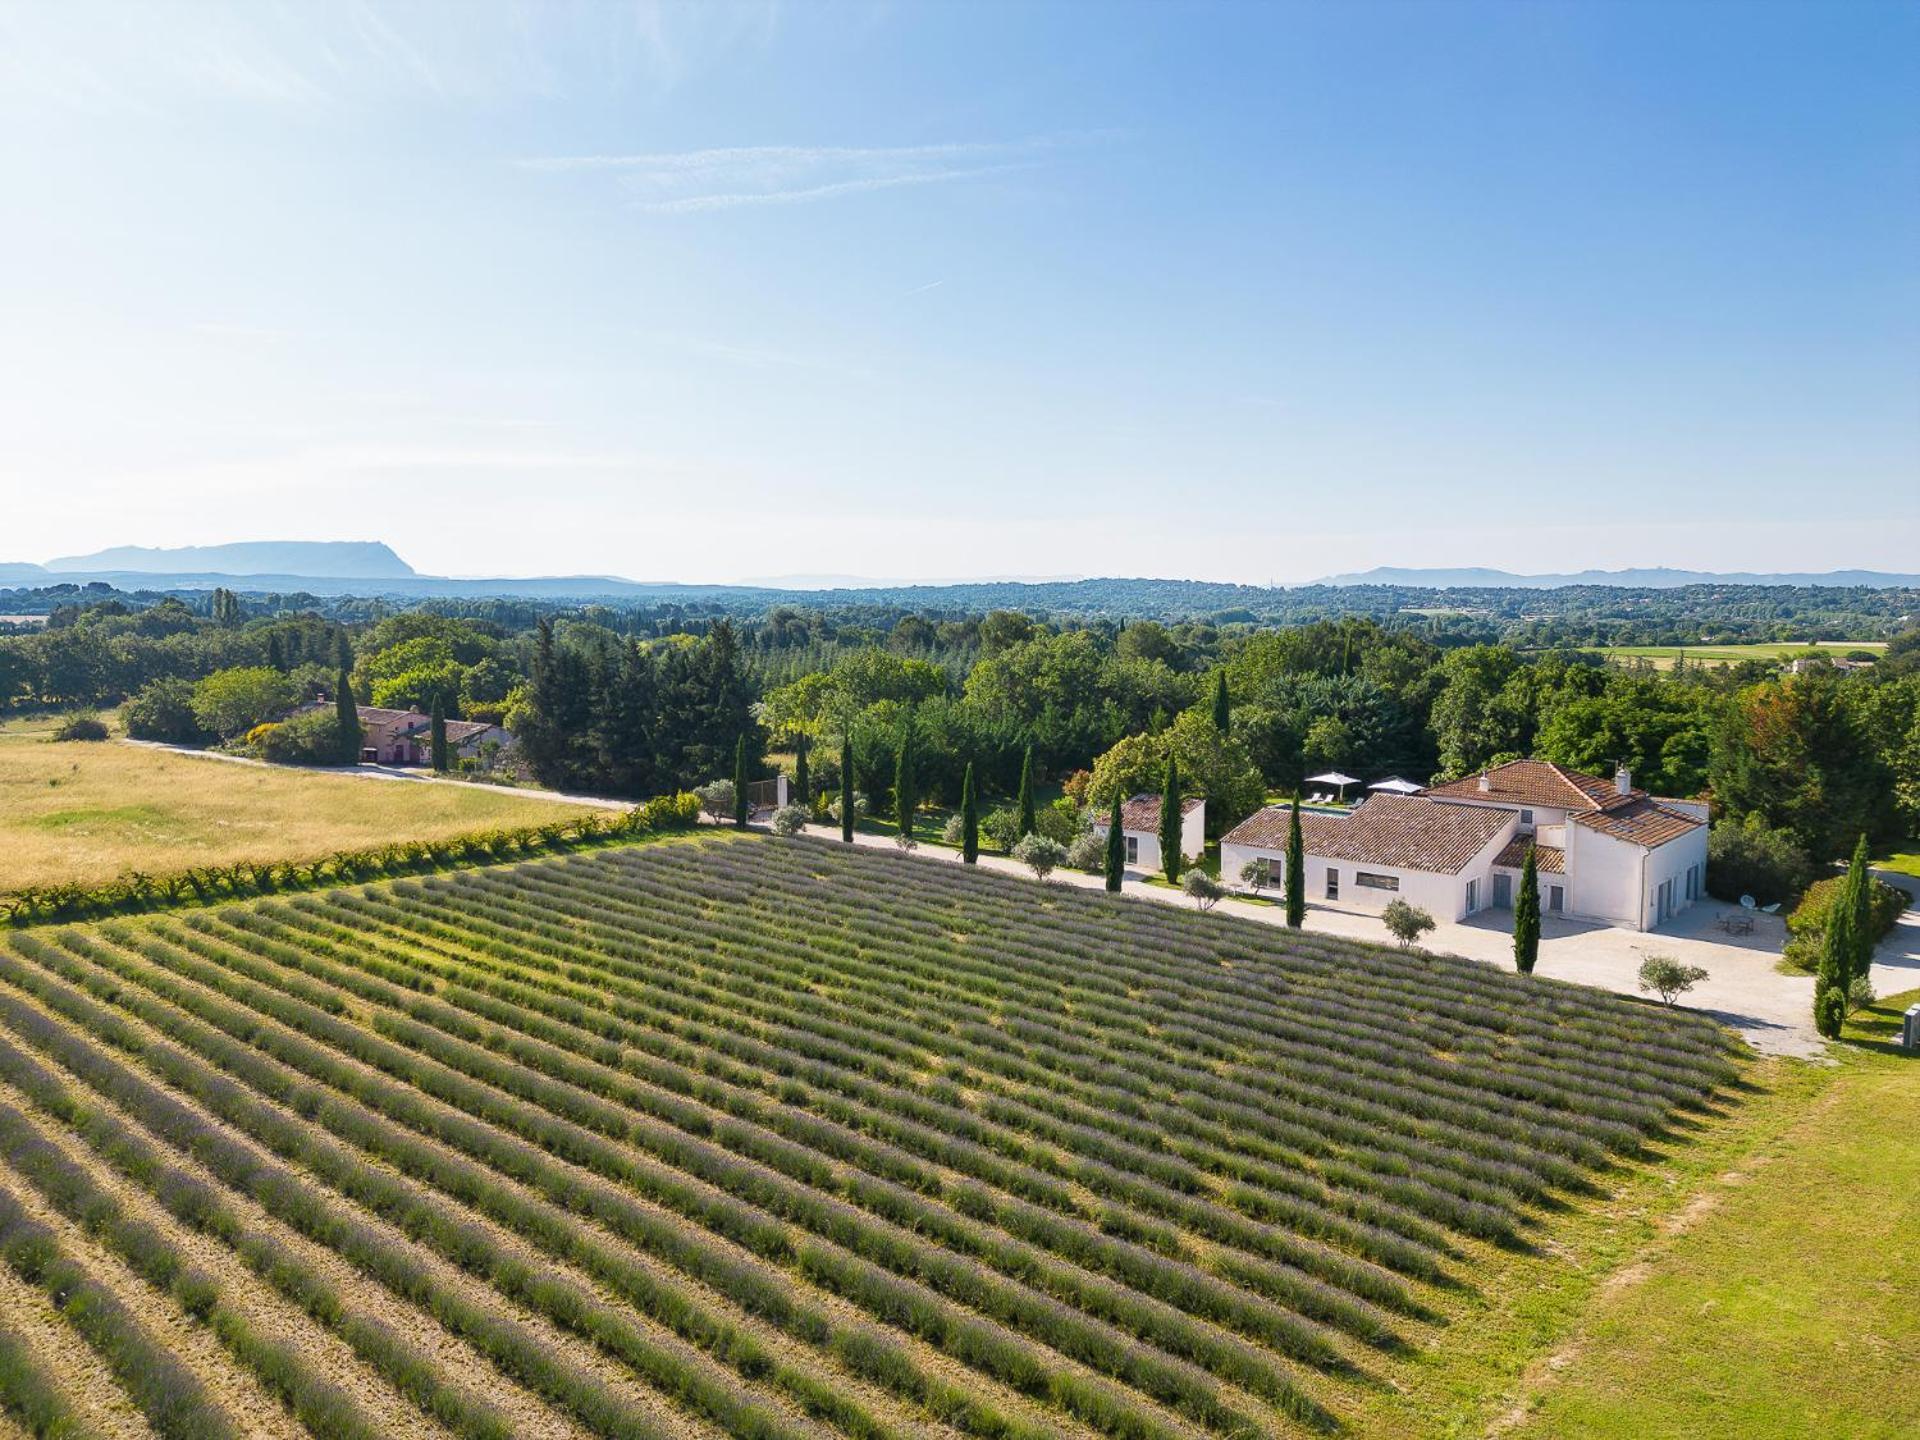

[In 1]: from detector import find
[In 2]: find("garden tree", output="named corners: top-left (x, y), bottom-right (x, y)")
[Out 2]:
top-left (977, 609), bottom-right (1036, 654)
top-left (1428, 644), bottom-right (1534, 778)
top-left (1284, 795), bottom-right (1305, 928)
top-left (1534, 680), bottom-right (1716, 798)
top-left (333, 663), bottom-right (361, 761)
top-left (1104, 789), bottom-right (1124, 892)
top-left (792, 733), bottom-right (809, 805)
top-left (1381, 899), bottom-right (1435, 950)
top-left (429, 695), bottom-right (449, 772)
top-left (1115, 620), bottom-right (1181, 667)
top-left (1710, 673), bottom-right (1896, 860)
top-left (1012, 833), bottom-right (1066, 881)
top-left (1512, 844), bottom-right (1541, 974)
top-left (960, 761), bottom-right (979, 864)
top-left (1016, 745), bottom-right (1037, 838)
top-left (757, 648), bottom-right (947, 737)
top-left (1183, 870), bottom-right (1225, 910)
top-left (1240, 858), bottom-right (1268, 895)
top-left (694, 780), bottom-right (736, 824)
top-left (1086, 706), bottom-right (1266, 838)
top-left (1706, 813), bottom-right (1818, 905)
top-left (732, 733), bottom-right (749, 828)
top-left (191, 666), bottom-right (298, 741)
top-left (124, 678), bottom-right (212, 746)
top-left (1210, 669), bottom-right (1231, 733)
top-left (211, 587), bottom-right (242, 627)
top-left (840, 738), bottom-right (855, 843)
top-left (1814, 837), bottom-right (1874, 1037)
top-left (894, 715), bottom-right (916, 844)
top-left (1638, 954), bottom-right (1709, 1008)
top-left (1159, 755), bottom-right (1183, 884)
top-left (1302, 714), bottom-right (1354, 773)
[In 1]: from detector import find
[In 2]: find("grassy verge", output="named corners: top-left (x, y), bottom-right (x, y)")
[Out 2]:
top-left (1871, 843), bottom-right (1920, 880)
top-left (1470, 991), bottom-right (1918, 1440)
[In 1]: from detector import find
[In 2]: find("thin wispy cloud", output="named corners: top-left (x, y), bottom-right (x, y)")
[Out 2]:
top-left (518, 137), bottom-right (1080, 212)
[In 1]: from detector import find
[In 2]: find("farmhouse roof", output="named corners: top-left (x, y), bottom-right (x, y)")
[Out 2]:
top-left (1494, 838), bottom-right (1566, 873)
top-left (1101, 794), bottom-right (1204, 832)
top-left (1570, 797), bottom-right (1703, 848)
top-left (1223, 795), bottom-right (1512, 875)
top-left (1423, 759), bottom-right (1623, 811)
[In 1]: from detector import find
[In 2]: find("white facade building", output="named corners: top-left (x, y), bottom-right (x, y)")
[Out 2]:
top-left (1091, 794), bottom-right (1205, 874)
top-left (1222, 760), bottom-right (1709, 932)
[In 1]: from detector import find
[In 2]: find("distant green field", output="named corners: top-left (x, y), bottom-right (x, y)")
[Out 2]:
top-left (1588, 641), bottom-right (1886, 670)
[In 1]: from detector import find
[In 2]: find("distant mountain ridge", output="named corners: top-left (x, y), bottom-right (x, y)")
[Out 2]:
top-left (1316, 565), bottom-right (1920, 590)
top-left (43, 541), bottom-right (415, 579)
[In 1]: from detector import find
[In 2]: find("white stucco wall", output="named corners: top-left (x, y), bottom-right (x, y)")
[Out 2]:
top-left (1094, 803), bottom-right (1204, 874)
top-left (1565, 823), bottom-right (1709, 930)
top-left (1223, 817), bottom-right (1514, 922)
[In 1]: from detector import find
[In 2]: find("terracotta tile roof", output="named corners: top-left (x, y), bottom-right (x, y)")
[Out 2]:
top-left (1571, 797), bottom-right (1703, 848)
top-left (1423, 759), bottom-right (1624, 812)
top-left (1494, 838), bottom-right (1566, 873)
top-left (1222, 796), bottom-right (1513, 875)
top-left (1100, 794), bottom-right (1203, 832)
top-left (394, 715), bottom-right (502, 745)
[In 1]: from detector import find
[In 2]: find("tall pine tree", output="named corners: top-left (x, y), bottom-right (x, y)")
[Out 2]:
top-left (732, 733), bottom-right (749, 829)
top-left (894, 716), bottom-right (915, 844)
top-left (1513, 843), bottom-right (1541, 974)
top-left (1159, 755), bottom-right (1182, 884)
top-left (840, 738), bottom-right (855, 843)
top-left (960, 762), bottom-right (979, 864)
top-left (1211, 670), bottom-right (1231, 733)
top-left (1285, 793), bottom-right (1306, 928)
top-left (1016, 746), bottom-right (1036, 839)
top-left (429, 695), bottom-right (449, 773)
top-left (1105, 788), bottom-right (1125, 892)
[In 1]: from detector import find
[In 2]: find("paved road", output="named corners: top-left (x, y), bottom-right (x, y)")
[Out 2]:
top-left (778, 819), bottom-right (1918, 1058)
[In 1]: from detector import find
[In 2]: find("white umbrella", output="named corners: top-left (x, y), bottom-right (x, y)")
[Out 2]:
top-left (1367, 776), bottom-right (1424, 796)
top-left (1305, 770), bottom-right (1361, 802)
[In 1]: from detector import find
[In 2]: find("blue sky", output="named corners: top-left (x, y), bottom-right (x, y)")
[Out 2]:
top-left (1, 1), bottom-right (1913, 584)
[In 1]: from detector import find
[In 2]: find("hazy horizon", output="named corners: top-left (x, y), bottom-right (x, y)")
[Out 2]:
top-left (2, 1), bottom-right (1914, 585)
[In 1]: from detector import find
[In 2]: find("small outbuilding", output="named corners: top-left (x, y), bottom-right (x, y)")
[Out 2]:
top-left (1090, 794), bottom-right (1205, 874)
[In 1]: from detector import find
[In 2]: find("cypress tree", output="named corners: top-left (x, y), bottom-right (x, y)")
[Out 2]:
top-left (267, 632), bottom-right (284, 672)
top-left (960, 762), bottom-right (979, 864)
top-left (1159, 755), bottom-right (1182, 884)
top-left (1842, 833), bottom-right (1876, 987)
top-left (1016, 746), bottom-right (1036, 839)
top-left (1513, 843), bottom-right (1541, 974)
top-left (1211, 670), bottom-right (1231, 733)
top-left (1104, 788), bottom-right (1125, 892)
top-left (732, 733), bottom-right (749, 828)
top-left (840, 738), bottom-right (855, 843)
top-left (894, 719), bottom-right (915, 843)
top-left (1815, 834), bottom-right (1874, 1037)
top-left (429, 694), bottom-right (449, 773)
top-left (1285, 793), bottom-right (1306, 928)
top-left (793, 734), bottom-right (809, 808)
top-left (334, 666), bottom-right (361, 764)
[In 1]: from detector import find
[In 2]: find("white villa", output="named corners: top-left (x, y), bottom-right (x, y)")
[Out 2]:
top-left (1221, 759), bottom-right (1708, 931)
top-left (1091, 794), bottom-right (1205, 874)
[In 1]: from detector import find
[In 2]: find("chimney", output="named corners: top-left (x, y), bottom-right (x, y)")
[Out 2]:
top-left (1615, 764), bottom-right (1632, 797)
top-left (1477, 771), bottom-right (1491, 793)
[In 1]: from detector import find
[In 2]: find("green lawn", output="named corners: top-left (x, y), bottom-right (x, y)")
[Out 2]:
top-left (1489, 991), bottom-right (1920, 1440)
top-left (1873, 844), bottom-right (1920, 880)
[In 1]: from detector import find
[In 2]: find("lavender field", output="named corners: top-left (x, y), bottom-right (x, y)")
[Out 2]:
top-left (0, 833), bottom-right (1738, 1439)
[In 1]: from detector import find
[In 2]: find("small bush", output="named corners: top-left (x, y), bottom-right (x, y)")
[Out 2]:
top-left (1381, 899), bottom-right (1436, 950)
top-left (51, 715), bottom-right (109, 742)
top-left (1065, 832), bottom-right (1105, 874)
top-left (1637, 954), bottom-right (1708, 1006)
top-left (694, 780), bottom-right (736, 824)
top-left (770, 804), bottom-right (810, 837)
top-left (941, 814), bottom-right (966, 846)
top-left (1182, 870), bottom-right (1225, 910)
top-left (1011, 833), bottom-right (1067, 881)
top-left (1781, 874), bottom-right (1911, 973)
top-left (255, 710), bottom-right (354, 766)
top-left (829, 791), bottom-right (868, 825)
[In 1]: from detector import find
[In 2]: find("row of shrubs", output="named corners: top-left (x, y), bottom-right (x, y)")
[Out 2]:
top-left (0, 792), bottom-right (701, 927)
top-left (1783, 870), bottom-right (1913, 974)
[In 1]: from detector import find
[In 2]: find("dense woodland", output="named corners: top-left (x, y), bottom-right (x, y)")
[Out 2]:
top-left (3, 582), bottom-right (1917, 891)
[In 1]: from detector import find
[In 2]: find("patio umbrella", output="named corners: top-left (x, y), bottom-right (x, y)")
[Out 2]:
top-left (1305, 770), bottom-right (1361, 802)
top-left (1367, 776), bottom-right (1424, 796)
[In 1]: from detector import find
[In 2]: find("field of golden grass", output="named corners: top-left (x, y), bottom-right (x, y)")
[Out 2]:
top-left (0, 712), bottom-right (588, 893)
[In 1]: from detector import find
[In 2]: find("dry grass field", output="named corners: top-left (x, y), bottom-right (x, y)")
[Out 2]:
top-left (0, 713), bottom-right (586, 894)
